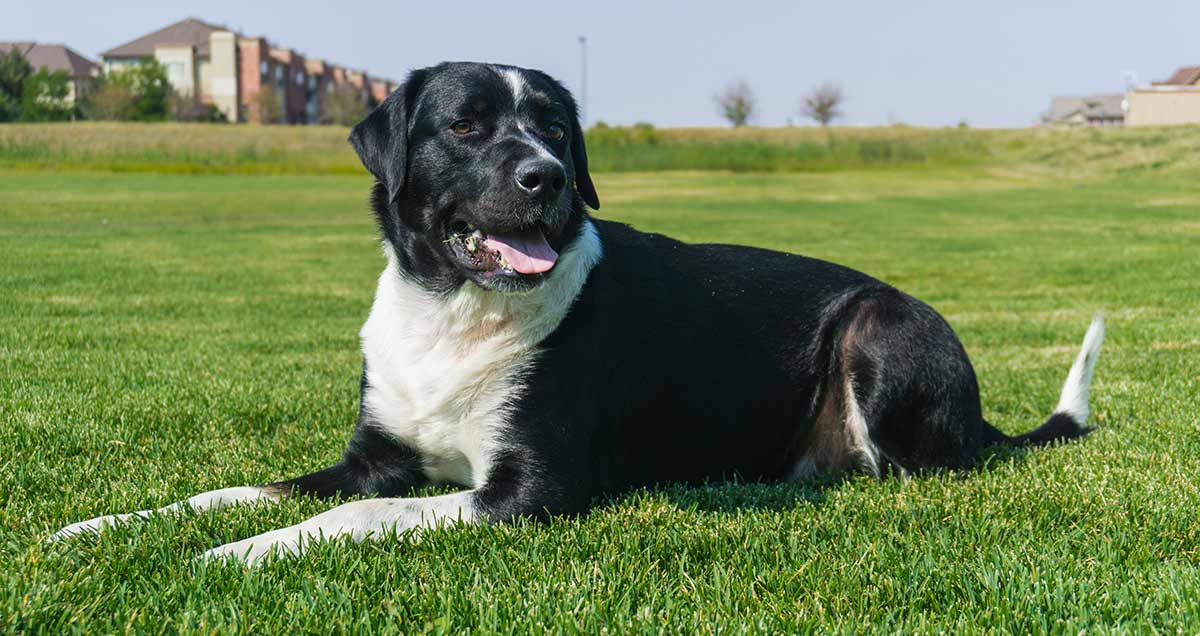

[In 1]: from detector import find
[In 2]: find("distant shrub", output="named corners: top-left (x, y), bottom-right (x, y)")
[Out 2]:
top-left (585, 121), bottom-right (661, 146)
top-left (856, 138), bottom-right (922, 162)
top-left (714, 79), bottom-right (756, 127)
top-left (323, 85), bottom-right (369, 126)
top-left (254, 85), bottom-right (284, 124)
top-left (85, 61), bottom-right (171, 121)
top-left (124, 62), bottom-right (171, 121)
top-left (82, 81), bottom-right (135, 121)
top-left (0, 47), bottom-right (33, 121)
top-left (20, 69), bottom-right (74, 122)
top-left (168, 91), bottom-right (227, 123)
top-left (800, 83), bottom-right (844, 127)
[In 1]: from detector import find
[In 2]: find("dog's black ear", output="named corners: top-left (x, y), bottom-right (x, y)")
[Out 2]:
top-left (348, 69), bottom-right (428, 204)
top-left (567, 106), bottom-right (600, 210)
top-left (531, 70), bottom-right (599, 210)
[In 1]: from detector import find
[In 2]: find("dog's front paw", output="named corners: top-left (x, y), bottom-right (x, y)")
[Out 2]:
top-left (198, 530), bottom-right (301, 566)
top-left (48, 513), bottom-right (135, 542)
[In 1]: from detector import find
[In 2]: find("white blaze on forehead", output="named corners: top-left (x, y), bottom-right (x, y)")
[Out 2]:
top-left (499, 67), bottom-right (526, 105)
top-left (493, 67), bottom-right (561, 168)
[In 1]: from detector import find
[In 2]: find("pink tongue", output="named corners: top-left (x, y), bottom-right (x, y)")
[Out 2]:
top-left (483, 229), bottom-right (558, 274)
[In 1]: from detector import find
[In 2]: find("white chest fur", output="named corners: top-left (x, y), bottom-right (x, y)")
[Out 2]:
top-left (358, 221), bottom-right (602, 487)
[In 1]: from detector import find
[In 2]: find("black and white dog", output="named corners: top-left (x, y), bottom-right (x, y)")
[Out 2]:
top-left (54, 63), bottom-right (1104, 563)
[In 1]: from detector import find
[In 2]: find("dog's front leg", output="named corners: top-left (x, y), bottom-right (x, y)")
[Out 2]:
top-left (50, 421), bottom-right (429, 541)
top-left (198, 490), bottom-right (480, 565)
top-left (50, 486), bottom-right (279, 540)
top-left (200, 458), bottom-right (576, 565)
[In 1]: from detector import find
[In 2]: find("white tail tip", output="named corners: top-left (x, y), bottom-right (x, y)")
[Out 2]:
top-left (1053, 315), bottom-right (1105, 424)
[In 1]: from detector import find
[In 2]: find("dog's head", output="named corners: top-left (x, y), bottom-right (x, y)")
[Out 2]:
top-left (349, 62), bottom-right (599, 293)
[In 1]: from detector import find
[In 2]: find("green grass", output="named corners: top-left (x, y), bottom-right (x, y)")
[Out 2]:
top-left (2, 127), bottom-right (1200, 632)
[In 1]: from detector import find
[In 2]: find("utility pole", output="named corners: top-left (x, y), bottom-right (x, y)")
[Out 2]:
top-left (578, 36), bottom-right (588, 126)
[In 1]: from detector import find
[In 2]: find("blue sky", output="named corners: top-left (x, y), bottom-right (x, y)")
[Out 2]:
top-left (7, 0), bottom-right (1200, 127)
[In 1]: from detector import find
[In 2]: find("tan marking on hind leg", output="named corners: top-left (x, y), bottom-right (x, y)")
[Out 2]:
top-left (789, 376), bottom-right (884, 481)
top-left (790, 303), bottom-right (886, 481)
top-left (789, 383), bottom-right (848, 480)
top-left (843, 375), bottom-right (881, 478)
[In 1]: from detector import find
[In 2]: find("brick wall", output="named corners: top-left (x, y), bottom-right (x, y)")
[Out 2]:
top-left (237, 38), bottom-right (267, 123)
top-left (284, 51), bottom-right (307, 124)
top-left (370, 79), bottom-right (391, 105)
top-left (305, 59), bottom-right (331, 123)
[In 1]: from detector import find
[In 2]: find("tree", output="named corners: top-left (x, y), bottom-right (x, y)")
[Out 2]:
top-left (0, 48), bottom-right (33, 121)
top-left (20, 69), bottom-right (73, 121)
top-left (124, 61), bottom-right (170, 121)
top-left (82, 79), bottom-right (135, 120)
top-left (167, 90), bottom-right (226, 122)
top-left (85, 61), bottom-right (171, 121)
top-left (254, 85), bottom-right (284, 124)
top-left (322, 84), bottom-right (368, 126)
top-left (714, 79), bottom-right (756, 127)
top-left (801, 83), bottom-right (844, 127)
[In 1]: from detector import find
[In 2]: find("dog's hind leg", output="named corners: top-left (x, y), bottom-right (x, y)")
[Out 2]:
top-left (790, 295), bottom-right (894, 481)
top-left (791, 289), bottom-right (989, 480)
top-left (788, 370), bottom-right (888, 481)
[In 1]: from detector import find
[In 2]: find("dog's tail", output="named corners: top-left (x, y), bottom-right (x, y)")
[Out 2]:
top-left (983, 316), bottom-right (1105, 447)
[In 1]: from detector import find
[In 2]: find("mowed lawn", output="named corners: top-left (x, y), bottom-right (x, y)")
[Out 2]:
top-left (2, 165), bottom-right (1199, 633)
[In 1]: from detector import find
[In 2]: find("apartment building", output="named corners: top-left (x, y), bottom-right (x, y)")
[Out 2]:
top-left (100, 17), bottom-right (396, 123)
top-left (1125, 65), bottom-right (1200, 127)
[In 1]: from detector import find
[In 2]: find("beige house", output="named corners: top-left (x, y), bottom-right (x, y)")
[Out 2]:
top-left (1125, 66), bottom-right (1200, 127)
top-left (102, 19), bottom-right (248, 121)
top-left (0, 42), bottom-right (101, 104)
top-left (101, 17), bottom-right (396, 123)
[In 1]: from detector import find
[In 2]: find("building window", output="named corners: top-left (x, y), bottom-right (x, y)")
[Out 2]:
top-left (107, 59), bottom-right (137, 72)
top-left (260, 61), bottom-right (268, 82)
top-left (164, 62), bottom-right (185, 87)
top-left (295, 71), bottom-right (304, 86)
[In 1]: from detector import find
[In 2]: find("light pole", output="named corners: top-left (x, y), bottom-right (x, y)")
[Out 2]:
top-left (578, 36), bottom-right (588, 126)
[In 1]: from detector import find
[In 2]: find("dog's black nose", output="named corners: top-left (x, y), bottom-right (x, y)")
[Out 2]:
top-left (515, 159), bottom-right (567, 201)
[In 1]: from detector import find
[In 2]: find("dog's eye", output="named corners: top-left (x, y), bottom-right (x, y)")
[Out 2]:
top-left (450, 119), bottom-right (475, 135)
top-left (546, 123), bottom-right (566, 141)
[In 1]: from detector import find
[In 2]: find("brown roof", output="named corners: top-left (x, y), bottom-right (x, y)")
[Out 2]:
top-left (101, 17), bottom-right (233, 59)
top-left (270, 47), bottom-right (297, 63)
top-left (1162, 65), bottom-right (1200, 86)
top-left (0, 42), bottom-right (100, 78)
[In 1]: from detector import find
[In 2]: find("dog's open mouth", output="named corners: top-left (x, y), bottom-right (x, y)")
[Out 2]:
top-left (446, 220), bottom-right (558, 277)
